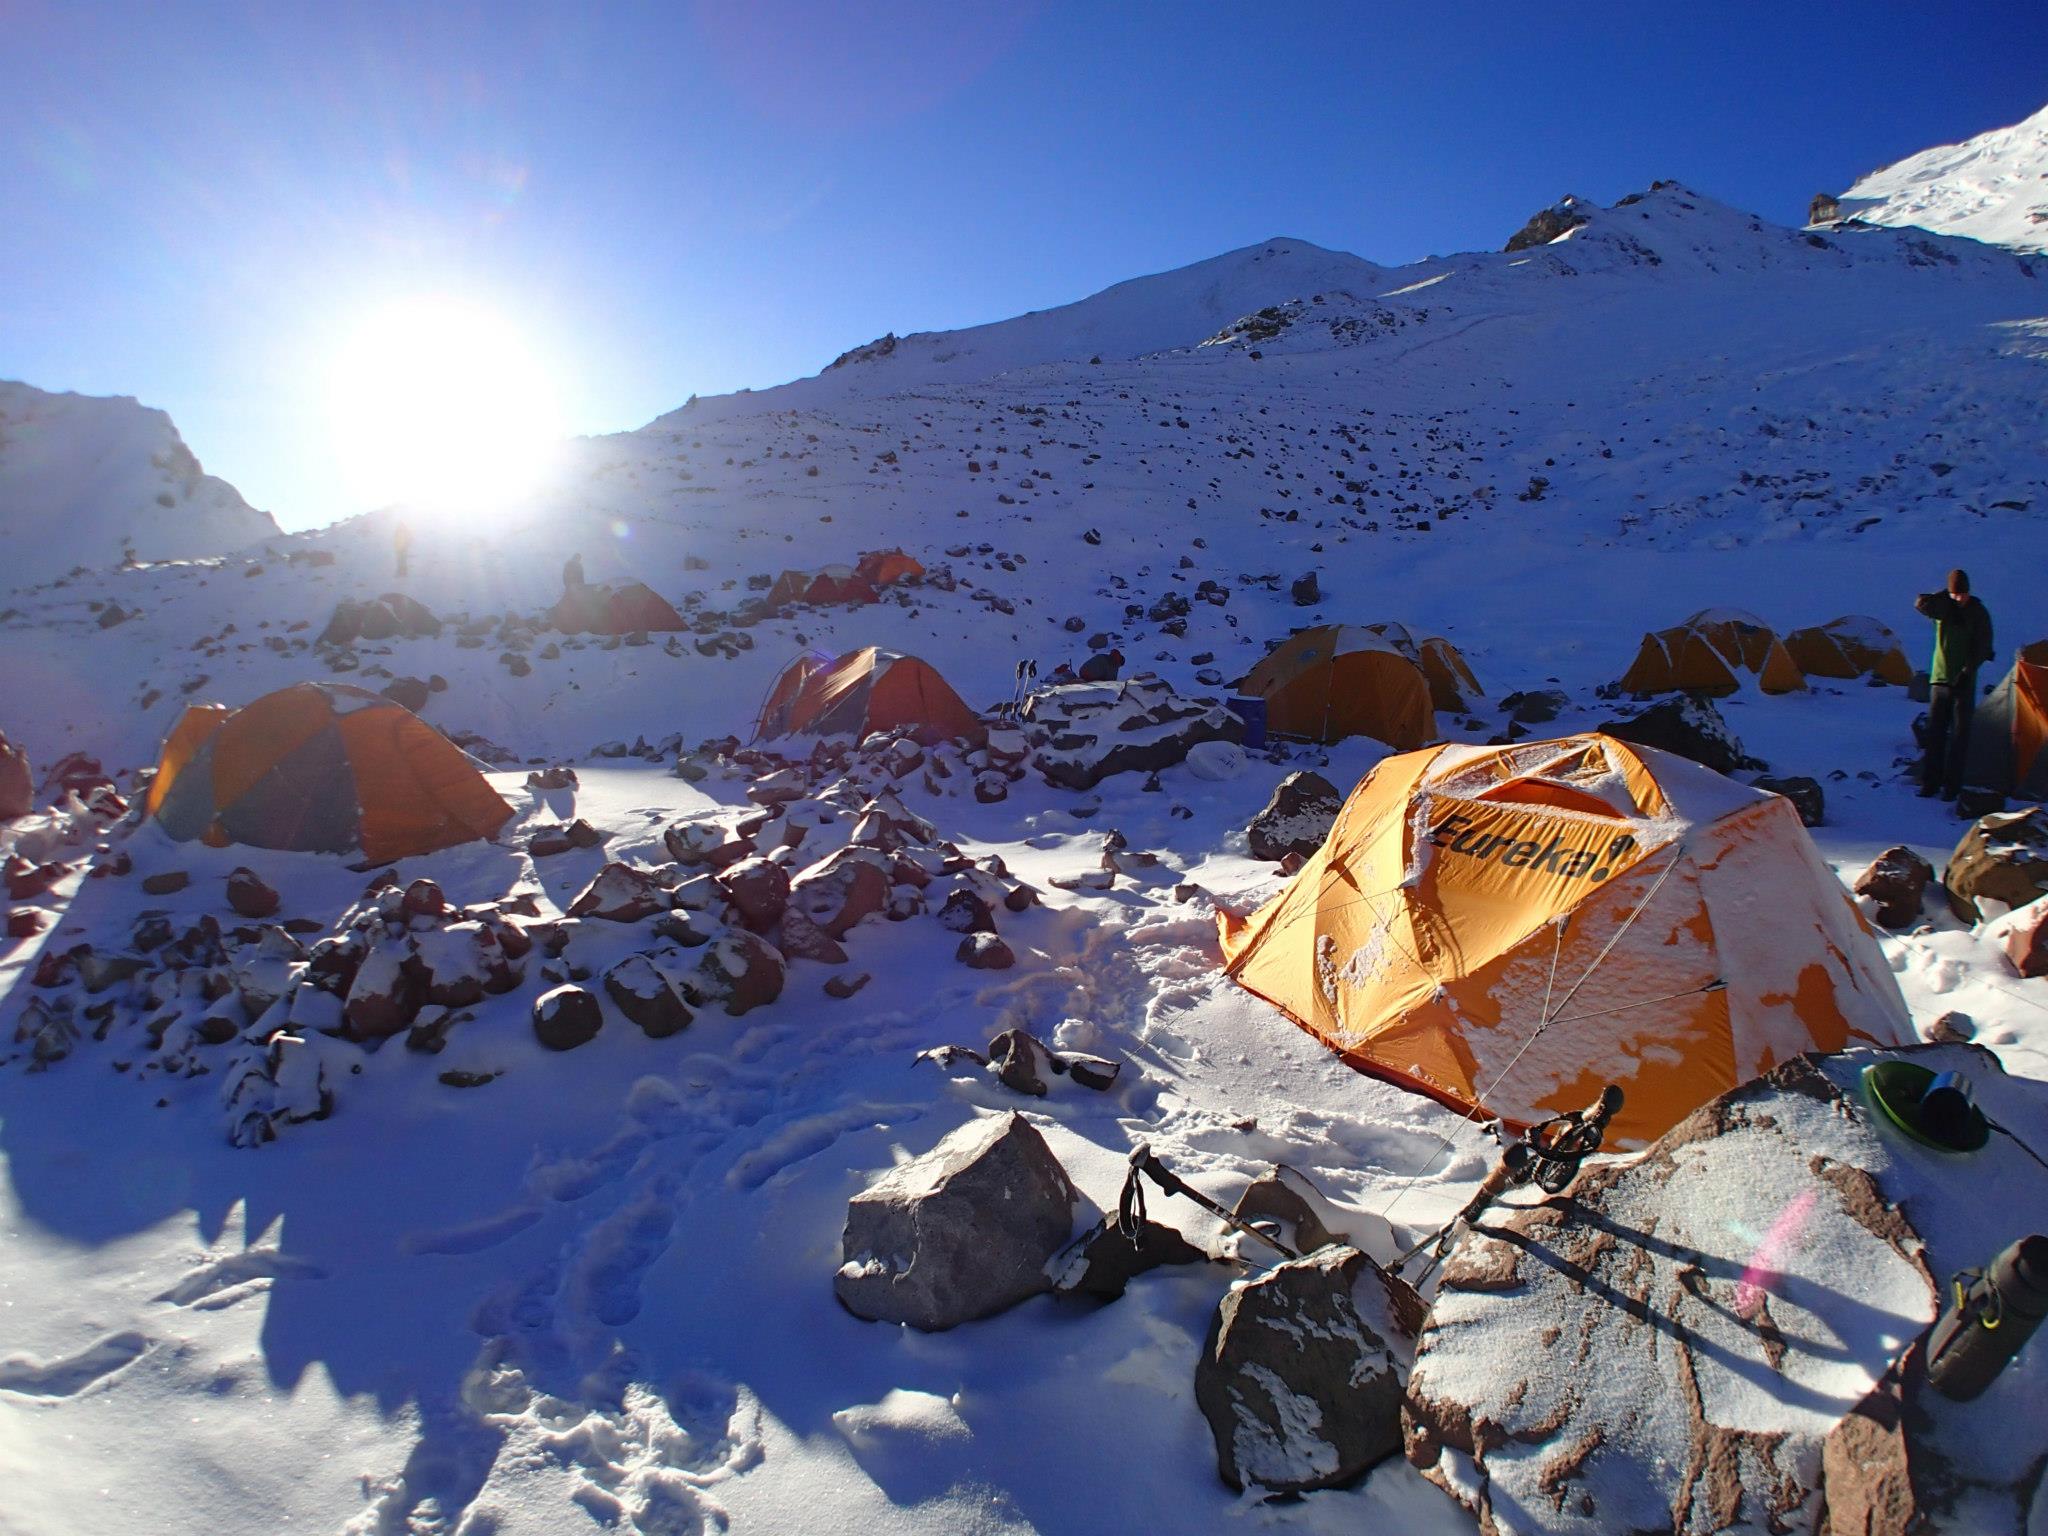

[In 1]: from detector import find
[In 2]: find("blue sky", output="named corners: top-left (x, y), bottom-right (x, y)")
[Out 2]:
top-left (5, 0), bottom-right (2044, 530)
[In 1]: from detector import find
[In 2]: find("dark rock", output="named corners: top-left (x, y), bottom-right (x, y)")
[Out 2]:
top-left (380, 676), bottom-right (431, 713)
top-left (533, 984), bottom-right (603, 1050)
top-left (1247, 770), bottom-right (1342, 862)
top-left (140, 870), bottom-right (190, 896)
top-left (1195, 1246), bottom-right (1409, 1492)
top-left (343, 939), bottom-right (424, 1038)
top-left (1290, 571), bottom-right (1320, 606)
top-left (789, 849), bottom-right (891, 939)
top-left (6, 907), bottom-right (45, 939)
top-left (776, 908), bottom-right (847, 964)
top-left (1944, 808), bottom-right (2048, 923)
top-left (602, 954), bottom-right (694, 1038)
top-left (1600, 693), bottom-right (1754, 774)
top-left (1504, 197), bottom-right (1589, 253)
top-left (936, 888), bottom-right (997, 934)
top-left (957, 933), bottom-right (1015, 970)
top-left (566, 862), bottom-right (668, 923)
top-left (824, 970), bottom-right (871, 999)
top-left (717, 856), bottom-right (790, 932)
top-left (225, 866), bottom-right (281, 919)
top-left (0, 731), bottom-right (30, 819)
top-left (1053, 1219), bottom-right (1208, 1301)
top-left (1500, 687), bottom-right (1569, 725)
top-left (688, 929), bottom-right (786, 1016)
top-left (1854, 846), bottom-right (1935, 930)
top-left (1754, 774), bottom-right (1825, 827)
top-left (834, 1112), bottom-right (1077, 1330)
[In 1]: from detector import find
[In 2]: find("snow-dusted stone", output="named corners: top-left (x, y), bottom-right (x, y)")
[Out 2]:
top-left (602, 953), bottom-right (693, 1038)
top-left (1053, 1219), bottom-right (1208, 1301)
top-left (1023, 677), bottom-right (1245, 791)
top-left (6, 907), bottom-right (44, 939)
top-left (400, 878), bottom-right (446, 918)
top-left (1402, 1048), bottom-right (2047, 1536)
top-left (1600, 693), bottom-right (1754, 774)
top-left (343, 938), bottom-right (423, 1039)
top-left (415, 922), bottom-right (517, 1005)
top-left (1752, 773), bottom-right (1824, 827)
top-left (687, 930), bottom-right (786, 1016)
top-left (532, 984), bottom-right (603, 1051)
top-left (140, 869), bottom-right (189, 895)
top-left (1194, 1245), bottom-right (1410, 1493)
top-left (1944, 806), bottom-right (2048, 923)
top-left (233, 926), bottom-right (306, 1016)
top-left (566, 862), bottom-right (668, 923)
top-left (956, 933), bottom-right (1015, 969)
top-left (775, 907), bottom-right (847, 964)
top-left (835, 1112), bottom-right (1077, 1330)
top-left (1994, 896), bottom-right (2048, 978)
top-left (789, 847), bottom-right (891, 939)
top-left (225, 866), bottom-right (281, 919)
top-left (1185, 740), bottom-right (1246, 781)
top-left (936, 888), bottom-right (996, 934)
top-left (1502, 687), bottom-right (1570, 724)
top-left (716, 856), bottom-right (790, 932)
top-left (1246, 770), bottom-right (1342, 862)
top-left (1854, 845), bottom-right (1935, 929)
top-left (0, 731), bottom-right (30, 819)
top-left (824, 971), bottom-right (870, 999)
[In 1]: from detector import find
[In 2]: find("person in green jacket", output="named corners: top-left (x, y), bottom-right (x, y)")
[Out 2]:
top-left (1915, 568), bottom-right (1994, 805)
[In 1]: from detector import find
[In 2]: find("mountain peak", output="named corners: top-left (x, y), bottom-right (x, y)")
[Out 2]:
top-left (1831, 101), bottom-right (2048, 253)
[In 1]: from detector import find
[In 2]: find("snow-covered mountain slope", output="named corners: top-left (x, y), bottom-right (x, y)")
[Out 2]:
top-left (4, 178), bottom-right (2048, 1536)
top-left (0, 381), bottom-right (278, 594)
top-left (1831, 101), bottom-right (2048, 253)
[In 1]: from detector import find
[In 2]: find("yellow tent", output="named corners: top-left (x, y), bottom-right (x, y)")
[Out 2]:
top-left (1619, 608), bottom-right (1804, 696)
top-left (1783, 616), bottom-right (1913, 686)
top-left (1219, 733), bottom-right (1910, 1146)
top-left (1238, 626), bottom-right (1437, 748)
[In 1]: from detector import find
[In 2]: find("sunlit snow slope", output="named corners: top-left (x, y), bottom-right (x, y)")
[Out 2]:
top-left (1834, 101), bottom-right (2048, 254)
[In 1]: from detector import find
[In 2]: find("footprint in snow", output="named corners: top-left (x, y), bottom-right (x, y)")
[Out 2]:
top-left (152, 1248), bottom-right (327, 1309)
top-left (0, 1330), bottom-right (151, 1397)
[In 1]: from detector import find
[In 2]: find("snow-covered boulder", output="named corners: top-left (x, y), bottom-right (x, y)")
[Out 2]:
top-left (602, 954), bottom-right (693, 1038)
top-left (1599, 693), bottom-right (1755, 775)
top-left (1944, 807), bottom-right (2048, 923)
top-left (686, 930), bottom-right (786, 1016)
top-left (1246, 771), bottom-right (1342, 862)
top-left (788, 847), bottom-right (891, 939)
top-left (1022, 676), bottom-right (1243, 791)
top-left (566, 862), bottom-right (669, 923)
top-left (532, 984), bottom-right (603, 1051)
top-left (1194, 1245), bottom-right (1412, 1493)
top-left (835, 1112), bottom-right (1076, 1331)
top-left (225, 866), bottom-right (281, 920)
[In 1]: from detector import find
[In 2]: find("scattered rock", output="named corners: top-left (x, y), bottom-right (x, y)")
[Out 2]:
top-left (1500, 687), bottom-right (1569, 725)
top-left (1996, 897), bottom-right (2048, 979)
top-left (140, 870), bottom-right (190, 896)
top-left (1944, 807), bottom-right (2048, 923)
top-left (824, 970), bottom-right (870, 999)
top-left (225, 867), bottom-right (281, 919)
top-left (1753, 773), bottom-right (1825, 827)
top-left (532, 984), bottom-right (603, 1051)
top-left (379, 676), bottom-right (431, 713)
top-left (1053, 1219), bottom-right (1208, 1301)
top-left (776, 907), bottom-right (848, 964)
top-left (1854, 846), bottom-right (1935, 929)
top-left (789, 849), bottom-right (891, 939)
top-left (1600, 693), bottom-right (1755, 774)
top-left (0, 731), bottom-right (30, 819)
top-left (689, 929), bottom-right (786, 1016)
top-left (956, 933), bottom-right (1015, 969)
top-left (566, 862), bottom-right (668, 923)
top-left (718, 856), bottom-right (791, 932)
top-left (602, 954), bottom-right (694, 1038)
top-left (1925, 1010), bottom-right (1974, 1043)
top-left (1290, 571), bottom-right (1320, 606)
top-left (1247, 770), bottom-right (1342, 862)
top-left (835, 1112), bottom-right (1077, 1330)
top-left (1195, 1245), bottom-right (1410, 1493)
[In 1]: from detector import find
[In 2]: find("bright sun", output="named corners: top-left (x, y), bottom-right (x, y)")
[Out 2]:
top-left (327, 297), bottom-right (565, 515)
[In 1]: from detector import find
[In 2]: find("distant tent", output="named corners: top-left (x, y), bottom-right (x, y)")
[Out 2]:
top-left (551, 580), bottom-right (686, 636)
top-left (1964, 639), bottom-right (2048, 800)
top-left (1219, 734), bottom-right (1912, 1146)
top-left (767, 566), bottom-right (881, 610)
top-left (150, 683), bottom-right (514, 863)
top-left (755, 647), bottom-right (980, 745)
top-left (1237, 625), bottom-right (1436, 748)
top-left (855, 550), bottom-right (926, 587)
top-left (1363, 621), bottom-right (1485, 713)
top-left (1783, 616), bottom-right (1913, 686)
top-left (1618, 608), bottom-right (1804, 696)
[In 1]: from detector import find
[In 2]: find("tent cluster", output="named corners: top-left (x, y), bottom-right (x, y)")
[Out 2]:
top-left (1236, 623), bottom-right (1482, 749)
top-left (1219, 733), bottom-right (1911, 1145)
top-left (1619, 608), bottom-right (1912, 696)
top-left (765, 550), bottom-right (925, 614)
top-left (148, 683), bottom-right (514, 864)
top-left (552, 580), bottom-right (687, 636)
top-left (756, 647), bottom-right (980, 746)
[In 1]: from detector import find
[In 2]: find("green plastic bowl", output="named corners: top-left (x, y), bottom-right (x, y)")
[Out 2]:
top-left (1861, 1060), bottom-right (1989, 1153)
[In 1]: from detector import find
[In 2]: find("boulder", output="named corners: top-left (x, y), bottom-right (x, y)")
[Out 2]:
top-left (1247, 770), bottom-right (1342, 862)
top-left (343, 939), bottom-right (424, 1038)
top-left (1053, 1219), bottom-right (1208, 1301)
top-left (1402, 1048), bottom-right (2046, 1536)
top-left (1753, 773), bottom-right (1824, 827)
top-left (602, 954), bottom-right (694, 1038)
top-left (789, 848), bottom-right (891, 939)
top-left (532, 984), bottom-right (603, 1050)
top-left (225, 866), bottom-right (281, 919)
top-left (834, 1112), bottom-right (1077, 1330)
top-left (956, 933), bottom-right (1015, 970)
top-left (566, 862), bottom-right (668, 923)
top-left (140, 870), bottom-right (190, 896)
top-left (1599, 693), bottom-right (1754, 774)
top-left (776, 908), bottom-right (848, 964)
top-left (824, 970), bottom-right (870, 999)
top-left (0, 731), bottom-right (30, 819)
top-left (935, 888), bottom-right (996, 934)
top-left (1995, 897), bottom-right (2048, 979)
top-left (379, 676), bottom-right (431, 713)
top-left (1024, 677), bottom-right (1244, 791)
top-left (1854, 846), bottom-right (1935, 929)
top-left (688, 930), bottom-right (786, 1016)
top-left (1290, 571), bottom-right (1320, 606)
top-left (717, 856), bottom-right (790, 932)
top-left (1501, 687), bottom-right (1569, 725)
top-left (1944, 807), bottom-right (2048, 923)
top-left (1194, 1245), bottom-right (1411, 1493)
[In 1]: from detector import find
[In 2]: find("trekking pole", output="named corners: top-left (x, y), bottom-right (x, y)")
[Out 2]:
top-left (1118, 1142), bottom-right (1303, 1262)
top-left (1396, 1085), bottom-right (1623, 1282)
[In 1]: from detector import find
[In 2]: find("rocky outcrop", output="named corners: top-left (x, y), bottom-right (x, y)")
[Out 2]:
top-left (1505, 196), bottom-right (1591, 253)
top-left (1023, 676), bottom-right (1243, 791)
top-left (835, 1112), bottom-right (1076, 1331)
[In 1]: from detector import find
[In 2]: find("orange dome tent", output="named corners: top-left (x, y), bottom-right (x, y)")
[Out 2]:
top-left (1783, 616), bottom-right (1912, 686)
top-left (755, 647), bottom-right (980, 745)
top-left (1219, 733), bottom-right (1910, 1146)
top-left (1363, 621), bottom-right (1485, 713)
top-left (150, 684), bottom-right (514, 863)
top-left (1237, 625), bottom-right (1436, 748)
top-left (855, 550), bottom-right (925, 587)
top-left (552, 580), bottom-right (686, 635)
top-left (767, 566), bottom-right (881, 610)
top-left (1618, 608), bottom-right (1804, 696)
top-left (1965, 639), bottom-right (2048, 800)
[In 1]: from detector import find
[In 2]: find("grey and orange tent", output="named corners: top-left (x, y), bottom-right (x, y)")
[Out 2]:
top-left (1237, 625), bottom-right (1438, 748)
top-left (1218, 733), bottom-right (1911, 1146)
top-left (1783, 616), bottom-right (1912, 686)
top-left (1618, 608), bottom-right (1805, 696)
top-left (855, 550), bottom-right (925, 587)
top-left (551, 581), bottom-right (686, 635)
top-left (149, 684), bottom-right (514, 862)
top-left (755, 647), bottom-right (980, 745)
top-left (767, 566), bottom-right (881, 610)
top-left (1362, 621), bottom-right (1485, 713)
top-left (1965, 639), bottom-right (2048, 800)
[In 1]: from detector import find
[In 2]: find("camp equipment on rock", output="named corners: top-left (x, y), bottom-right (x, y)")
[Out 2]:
top-left (1861, 1059), bottom-right (1991, 1152)
top-left (1925, 1234), bottom-right (2048, 1401)
top-left (1397, 1085), bottom-right (1624, 1281)
top-left (1118, 1143), bottom-right (1302, 1262)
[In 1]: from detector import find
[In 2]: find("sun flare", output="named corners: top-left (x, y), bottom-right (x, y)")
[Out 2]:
top-left (326, 297), bottom-right (564, 515)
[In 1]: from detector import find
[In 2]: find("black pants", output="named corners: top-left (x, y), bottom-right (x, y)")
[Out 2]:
top-left (1922, 675), bottom-right (1977, 795)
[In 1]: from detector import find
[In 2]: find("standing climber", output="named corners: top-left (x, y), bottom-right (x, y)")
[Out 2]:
top-left (563, 551), bottom-right (585, 591)
top-left (393, 519), bottom-right (413, 578)
top-left (1915, 568), bottom-right (1994, 805)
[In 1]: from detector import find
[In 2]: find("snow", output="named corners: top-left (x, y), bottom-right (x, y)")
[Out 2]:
top-left (1, 143), bottom-right (2047, 1534)
top-left (1837, 102), bottom-right (2048, 254)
